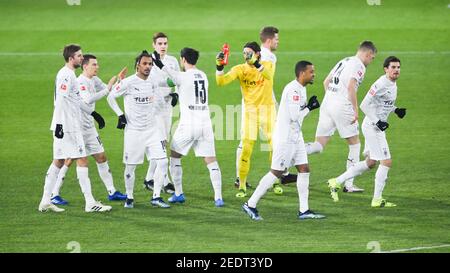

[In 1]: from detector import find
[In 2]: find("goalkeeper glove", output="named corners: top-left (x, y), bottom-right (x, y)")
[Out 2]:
top-left (91, 111), bottom-right (105, 129)
top-left (55, 124), bottom-right (64, 139)
top-left (306, 95), bottom-right (320, 111)
top-left (376, 120), bottom-right (389, 131)
top-left (245, 52), bottom-right (261, 69)
top-left (117, 114), bottom-right (127, 129)
top-left (394, 108), bottom-right (406, 119)
top-left (151, 51), bottom-right (164, 69)
top-left (216, 52), bottom-right (225, 71)
top-left (169, 93), bottom-right (179, 107)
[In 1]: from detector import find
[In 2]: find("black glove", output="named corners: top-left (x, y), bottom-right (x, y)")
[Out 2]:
top-left (376, 120), bottom-right (389, 131)
top-left (306, 95), bottom-right (320, 111)
top-left (395, 108), bottom-right (406, 119)
top-left (216, 52), bottom-right (224, 71)
top-left (151, 51), bottom-right (164, 69)
top-left (253, 60), bottom-right (261, 69)
top-left (169, 93), bottom-right (179, 107)
top-left (91, 111), bottom-right (105, 129)
top-left (55, 124), bottom-right (64, 139)
top-left (117, 114), bottom-right (127, 129)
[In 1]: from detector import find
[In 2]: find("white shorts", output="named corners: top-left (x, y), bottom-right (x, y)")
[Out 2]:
top-left (53, 131), bottom-right (87, 160)
top-left (123, 128), bottom-right (167, 165)
top-left (156, 110), bottom-right (173, 140)
top-left (82, 127), bottom-right (104, 156)
top-left (362, 119), bottom-right (391, 161)
top-left (315, 102), bottom-right (359, 139)
top-left (271, 139), bottom-right (308, 171)
top-left (171, 123), bottom-right (216, 157)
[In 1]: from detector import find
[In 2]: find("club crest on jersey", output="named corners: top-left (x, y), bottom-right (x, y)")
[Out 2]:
top-left (115, 85), bottom-right (120, 91)
top-left (60, 84), bottom-right (67, 91)
top-left (80, 85), bottom-right (86, 91)
top-left (369, 88), bottom-right (376, 96)
top-left (293, 95), bottom-right (300, 101)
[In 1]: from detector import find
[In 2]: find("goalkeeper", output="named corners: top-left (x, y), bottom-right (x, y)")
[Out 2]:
top-left (216, 41), bottom-right (282, 198)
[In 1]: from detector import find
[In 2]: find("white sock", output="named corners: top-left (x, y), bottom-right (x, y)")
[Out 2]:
top-left (344, 143), bottom-right (361, 188)
top-left (207, 161), bottom-right (222, 200)
top-left (96, 161), bottom-right (116, 195)
top-left (145, 159), bottom-right (157, 182)
top-left (153, 158), bottom-right (168, 199)
top-left (297, 173), bottom-right (310, 213)
top-left (305, 141), bottom-right (323, 155)
top-left (41, 163), bottom-right (61, 204)
top-left (124, 164), bottom-right (136, 199)
top-left (52, 164), bottom-right (69, 197)
top-left (170, 157), bottom-right (183, 196)
top-left (236, 142), bottom-right (243, 178)
top-left (76, 166), bottom-right (95, 205)
top-left (247, 172), bottom-right (277, 208)
top-left (374, 165), bottom-right (390, 200)
top-left (336, 161), bottom-right (370, 184)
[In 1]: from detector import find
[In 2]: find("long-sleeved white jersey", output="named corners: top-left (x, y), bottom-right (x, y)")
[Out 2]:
top-left (273, 79), bottom-right (310, 144)
top-left (50, 65), bottom-right (93, 133)
top-left (150, 54), bottom-right (180, 111)
top-left (323, 56), bottom-right (366, 105)
top-left (107, 74), bottom-right (160, 131)
top-left (360, 75), bottom-right (398, 123)
top-left (78, 74), bottom-right (108, 130)
top-left (162, 66), bottom-right (211, 126)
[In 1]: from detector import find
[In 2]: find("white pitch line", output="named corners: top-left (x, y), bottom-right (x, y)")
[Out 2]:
top-left (0, 51), bottom-right (449, 56)
top-left (380, 244), bottom-right (450, 253)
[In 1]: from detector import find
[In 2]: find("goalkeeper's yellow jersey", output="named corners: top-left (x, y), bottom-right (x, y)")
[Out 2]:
top-left (216, 61), bottom-right (275, 107)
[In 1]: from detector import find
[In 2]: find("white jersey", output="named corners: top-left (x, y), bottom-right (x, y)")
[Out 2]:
top-left (273, 79), bottom-right (310, 144)
top-left (150, 54), bottom-right (180, 111)
top-left (324, 56), bottom-right (366, 104)
top-left (162, 66), bottom-right (211, 126)
top-left (50, 66), bottom-right (92, 133)
top-left (78, 74), bottom-right (108, 130)
top-left (261, 46), bottom-right (278, 105)
top-left (361, 75), bottom-right (398, 123)
top-left (261, 46), bottom-right (277, 65)
top-left (108, 74), bottom-right (160, 131)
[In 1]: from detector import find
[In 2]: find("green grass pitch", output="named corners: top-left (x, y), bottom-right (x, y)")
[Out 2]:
top-left (0, 0), bottom-right (449, 253)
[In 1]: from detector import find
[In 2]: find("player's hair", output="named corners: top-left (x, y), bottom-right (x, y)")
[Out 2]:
top-left (295, 60), bottom-right (313, 78)
top-left (135, 50), bottom-right (152, 68)
top-left (153, 32), bottom-right (168, 43)
top-left (260, 26), bottom-right (279, 43)
top-left (243, 41), bottom-right (261, 53)
top-left (63, 44), bottom-right (81, 62)
top-left (180, 47), bottom-right (199, 65)
top-left (358, 40), bottom-right (377, 53)
top-left (81, 54), bottom-right (96, 70)
top-left (383, 56), bottom-right (401, 68)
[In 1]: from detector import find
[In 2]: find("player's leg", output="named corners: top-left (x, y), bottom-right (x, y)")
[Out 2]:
top-left (204, 156), bottom-right (224, 207)
top-left (147, 137), bottom-right (170, 208)
top-left (296, 164), bottom-right (325, 219)
top-left (51, 158), bottom-right (73, 205)
top-left (76, 156), bottom-right (112, 212)
top-left (237, 138), bottom-right (255, 197)
top-left (235, 101), bottom-right (245, 188)
top-left (371, 159), bottom-right (395, 207)
top-left (92, 152), bottom-right (126, 200)
top-left (39, 158), bottom-right (65, 212)
top-left (124, 164), bottom-right (137, 208)
top-left (161, 111), bottom-right (175, 192)
top-left (144, 159), bottom-right (157, 190)
top-left (168, 125), bottom-right (192, 203)
top-left (343, 135), bottom-right (364, 192)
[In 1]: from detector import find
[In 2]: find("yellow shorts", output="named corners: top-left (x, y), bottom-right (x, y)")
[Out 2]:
top-left (241, 104), bottom-right (276, 141)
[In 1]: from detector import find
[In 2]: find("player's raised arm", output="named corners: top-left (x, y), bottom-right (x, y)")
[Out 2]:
top-left (107, 80), bottom-right (128, 129)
